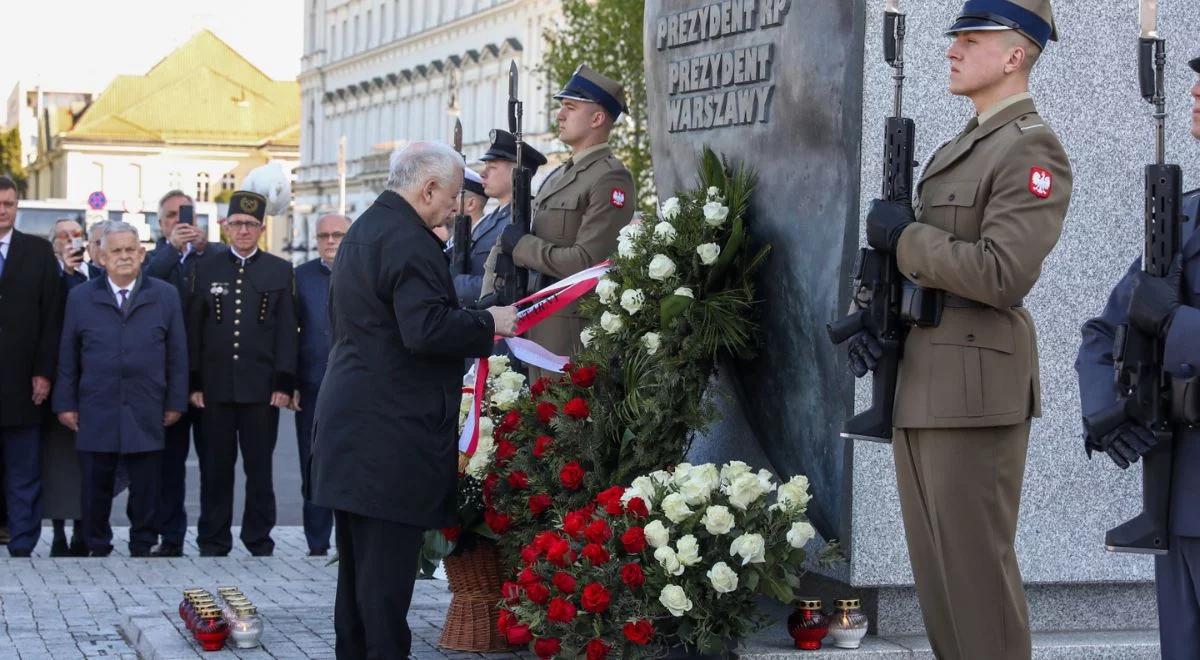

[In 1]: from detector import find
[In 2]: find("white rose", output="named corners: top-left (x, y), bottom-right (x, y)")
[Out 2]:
top-left (755, 469), bottom-right (778, 495)
top-left (701, 505), bottom-right (736, 536)
top-left (620, 289), bottom-right (645, 315)
top-left (654, 546), bottom-right (685, 576)
top-left (653, 221), bottom-right (677, 244)
top-left (495, 371), bottom-right (526, 393)
top-left (465, 448), bottom-right (492, 478)
top-left (675, 535), bottom-right (701, 567)
top-left (702, 201), bottom-right (730, 227)
top-left (690, 464), bottom-right (721, 493)
top-left (673, 287), bottom-right (695, 299)
top-left (671, 463), bottom-right (694, 485)
top-left (661, 493), bottom-right (694, 524)
top-left (787, 521), bottom-right (817, 549)
top-left (706, 186), bottom-right (721, 200)
top-left (600, 311), bottom-right (624, 335)
top-left (721, 461), bottom-right (752, 483)
top-left (678, 465), bottom-right (719, 506)
top-left (706, 561), bottom-right (739, 594)
top-left (697, 243), bottom-right (721, 265)
top-left (644, 520), bottom-right (670, 549)
top-left (661, 197), bottom-right (682, 220)
top-left (626, 475), bottom-right (658, 504)
top-left (658, 584), bottom-right (693, 617)
top-left (477, 417), bottom-right (494, 439)
top-left (776, 475), bottom-right (812, 512)
top-left (648, 254), bottom-right (677, 281)
top-left (487, 355), bottom-right (510, 374)
top-left (580, 326), bottom-right (596, 348)
top-left (729, 533), bottom-right (766, 566)
top-left (650, 470), bottom-right (673, 485)
top-left (491, 387), bottom-right (519, 410)
top-left (641, 332), bottom-right (661, 356)
top-left (618, 238), bottom-right (637, 258)
top-left (619, 222), bottom-right (644, 240)
top-left (458, 393), bottom-right (474, 422)
top-left (724, 472), bottom-right (766, 511)
top-left (596, 278), bottom-right (619, 303)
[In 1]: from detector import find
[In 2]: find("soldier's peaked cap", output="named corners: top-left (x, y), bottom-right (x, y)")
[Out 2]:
top-left (553, 64), bottom-right (627, 119)
top-left (480, 129), bottom-right (549, 174)
top-left (463, 168), bottom-right (486, 198)
top-left (1191, 57), bottom-right (1200, 73)
top-left (947, 0), bottom-right (1058, 50)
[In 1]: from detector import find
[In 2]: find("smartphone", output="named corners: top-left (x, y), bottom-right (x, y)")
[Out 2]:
top-left (178, 205), bottom-right (194, 225)
top-left (69, 237), bottom-right (85, 258)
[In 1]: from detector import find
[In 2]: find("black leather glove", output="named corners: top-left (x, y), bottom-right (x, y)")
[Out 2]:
top-left (1084, 420), bottom-right (1158, 470)
top-left (865, 199), bottom-right (915, 253)
top-left (847, 330), bottom-right (884, 378)
top-left (499, 223), bottom-right (527, 254)
top-left (1127, 255), bottom-right (1183, 337)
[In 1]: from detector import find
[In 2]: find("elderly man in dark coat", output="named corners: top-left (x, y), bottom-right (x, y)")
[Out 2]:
top-left (53, 221), bottom-right (188, 557)
top-left (311, 142), bottom-right (517, 659)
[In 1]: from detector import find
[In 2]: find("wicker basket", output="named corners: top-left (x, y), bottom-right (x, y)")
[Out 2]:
top-left (438, 542), bottom-right (509, 653)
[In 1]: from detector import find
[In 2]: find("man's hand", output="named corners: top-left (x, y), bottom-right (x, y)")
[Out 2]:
top-left (62, 248), bottom-right (84, 275)
top-left (289, 390), bottom-right (302, 412)
top-left (865, 199), bottom-right (915, 253)
top-left (270, 392), bottom-right (292, 408)
top-left (57, 411), bottom-right (79, 432)
top-left (499, 223), bottom-right (527, 254)
top-left (163, 410), bottom-right (183, 427)
top-left (169, 224), bottom-right (202, 251)
top-left (847, 330), bottom-right (884, 378)
top-left (32, 377), bottom-right (50, 405)
top-left (190, 391), bottom-right (205, 408)
top-left (1128, 255), bottom-right (1183, 337)
top-left (1085, 419), bottom-right (1158, 470)
top-left (487, 306), bottom-right (519, 337)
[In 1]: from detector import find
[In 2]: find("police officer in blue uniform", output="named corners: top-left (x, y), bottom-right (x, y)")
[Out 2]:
top-left (1076, 55), bottom-right (1200, 659)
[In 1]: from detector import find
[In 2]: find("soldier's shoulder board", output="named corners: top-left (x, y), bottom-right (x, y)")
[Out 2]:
top-left (1015, 113), bottom-right (1047, 133)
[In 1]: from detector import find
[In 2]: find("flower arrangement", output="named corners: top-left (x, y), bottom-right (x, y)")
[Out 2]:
top-left (498, 461), bottom-right (816, 658)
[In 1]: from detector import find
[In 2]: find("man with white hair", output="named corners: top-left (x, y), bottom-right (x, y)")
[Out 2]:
top-left (310, 142), bottom-right (517, 659)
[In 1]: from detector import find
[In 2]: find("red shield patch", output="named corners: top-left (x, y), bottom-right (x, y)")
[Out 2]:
top-left (1029, 167), bottom-right (1052, 199)
top-left (610, 189), bottom-right (626, 208)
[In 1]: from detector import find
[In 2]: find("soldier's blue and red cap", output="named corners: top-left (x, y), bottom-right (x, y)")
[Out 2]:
top-left (946, 0), bottom-right (1058, 50)
top-left (553, 64), bottom-right (627, 120)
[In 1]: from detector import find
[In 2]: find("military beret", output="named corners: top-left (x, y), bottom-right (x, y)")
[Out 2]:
top-left (464, 168), bottom-right (486, 198)
top-left (946, 0), bottom-right (1058, 50)
top-left (553, 64), bottom-right (627, 120)
top-left (228, 190), bottom-right (267, 222)
top-left (480, 129), bottom-right (549, 175)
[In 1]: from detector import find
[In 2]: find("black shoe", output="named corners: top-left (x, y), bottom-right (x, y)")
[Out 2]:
top-left (150, 543), bottom-right (184, 557)
top-left (90, 548), bottom-right (112, 558)
top-left (68, 534), bottom-right (88, 557)
top-left (250, 549), bottom-right (274, 557)
top-left (129, 548), bottom-right (153, 558)
top-left (308, 548), bottom-right (329, 557)
top-left (9, 548), bottom-right (31, 558)
top-left (199, 550), bottom-right (229, 557)
top-left (50, 534), bottom-right (69, 557)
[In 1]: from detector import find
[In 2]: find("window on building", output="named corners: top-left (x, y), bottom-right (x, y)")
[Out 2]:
top-left (366, 9), bottom-right (373, 47)
top-left (342, 19), bottom-right (348, 56)
top-left (329, 25), bottom-right (336, 58)
top-left (221, 172), bottom-right (236, 192)
top-left (353, 15), bottom-right (360, 52)
top-left (394, 0), bottom-right (403, 37)
top-left (380, 3), bottom-right (387, 43)
top-left (196, 172), bottom-right (211, 202)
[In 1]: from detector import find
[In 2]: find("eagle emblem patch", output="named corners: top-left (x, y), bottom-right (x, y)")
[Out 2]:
top-left (610, 189), bottom-right (626, 208)
top-left (1029, 167), bottom-right (1052, 199)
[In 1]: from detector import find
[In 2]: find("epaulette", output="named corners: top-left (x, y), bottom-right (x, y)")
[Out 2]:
top-left (1015, 113), bottom-right (1046, 133)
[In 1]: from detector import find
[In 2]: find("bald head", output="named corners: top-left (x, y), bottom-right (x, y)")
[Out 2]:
top-left (315, 214), bottom-right (351, 263)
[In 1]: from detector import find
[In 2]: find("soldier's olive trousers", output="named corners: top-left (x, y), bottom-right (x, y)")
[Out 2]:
top-left (893, 423), bottom-right (1031, 660)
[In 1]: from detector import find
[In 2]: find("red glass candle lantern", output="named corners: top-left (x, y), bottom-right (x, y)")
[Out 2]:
top-left (193, 607), bottom-right (229, 651)
top-left (787, 598), bottom-right (829, 651)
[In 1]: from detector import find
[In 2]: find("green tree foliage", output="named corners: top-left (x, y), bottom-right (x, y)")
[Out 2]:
top-left (542, 0), bottom-right (654, 210)
top-left (0, 128), bottom-right (28, 194)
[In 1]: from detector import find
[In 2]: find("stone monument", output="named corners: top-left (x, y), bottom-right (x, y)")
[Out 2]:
top-left (645, 0), bottom-right (1200, 653)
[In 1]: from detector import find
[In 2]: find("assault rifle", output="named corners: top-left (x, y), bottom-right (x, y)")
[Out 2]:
top-left (477, 60), bottom-right (532, 308)
top-left (450, 118), bottom-right (472, 275)
top-left (826, 0), bottom-right (917, 443)
top-left (1084, 4), bottom-right (1183, 554)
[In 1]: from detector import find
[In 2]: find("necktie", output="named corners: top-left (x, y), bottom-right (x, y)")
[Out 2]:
top-left (118, 289), bottom-right (129, 314)
top-left (0, 242), bottom-right (6, 278)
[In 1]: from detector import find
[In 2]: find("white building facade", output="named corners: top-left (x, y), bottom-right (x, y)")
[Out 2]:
top-left (295, 0), bottom-right (563, 255)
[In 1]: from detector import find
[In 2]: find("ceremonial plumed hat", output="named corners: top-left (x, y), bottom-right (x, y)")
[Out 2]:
top-left (480, 129), bottom-right (549, 174)
top-left (946, 0), bottom-right (1058, 50)
top-left (463, 168), bottom-right (486, 198)
top-left (228, 190), bottom-right (267, 222)
top-left (553, 64), bottom-right (627, 120)
top-left (1191, 57), bottom-right (1200, 73)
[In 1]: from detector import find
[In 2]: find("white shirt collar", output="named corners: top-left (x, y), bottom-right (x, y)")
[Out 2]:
top-left (108, 277), bottom-right (135, 299)
top-left (234, 247), bottom-right (259, 265)
top-left (0, 228), bottom-right (12, 257)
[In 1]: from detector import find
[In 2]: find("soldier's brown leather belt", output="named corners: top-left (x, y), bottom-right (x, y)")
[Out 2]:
top-left (943, 294), bottom-right (1024, 309)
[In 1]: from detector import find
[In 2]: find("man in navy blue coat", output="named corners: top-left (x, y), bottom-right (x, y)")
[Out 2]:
top-left (311, 142), bottom-right (517, 658)
top-left (1076, 56), bottom-right (1200, 658)
top-left (290, 213), bottom-right (349, 555)
top-left (52, 222), bottom-right (188, 557)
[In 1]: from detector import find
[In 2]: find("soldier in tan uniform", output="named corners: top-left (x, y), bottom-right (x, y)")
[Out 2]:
top-left (855, 2), bottom-right (1071, 658)
top-left (483, 65), bottom-right (635, 376)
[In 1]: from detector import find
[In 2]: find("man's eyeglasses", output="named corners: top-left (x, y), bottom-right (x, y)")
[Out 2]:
top-left (227, 220), bottom-right (263, 231)
top-left (316, 232), bottom-right (346, 241)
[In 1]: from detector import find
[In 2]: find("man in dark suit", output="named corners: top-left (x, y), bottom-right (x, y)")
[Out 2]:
top-left (290, 213), bottom-right (349, 556)
top-left (53, 218), bottom-right (103, 290)
top-left (0, 174), bottom-right (63, 556)
top-left (188, 190), bottom-right (297, 557)
top-left (53, 221), bottom-right (188, 557)
top-left (311, 142), bottom-right (517, 659)
top-left (144, 190), bottom-right (227, 557)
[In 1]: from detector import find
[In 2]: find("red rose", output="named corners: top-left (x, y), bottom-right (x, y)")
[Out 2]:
top-left (563, 510), bottom-right (590, 539)
top-left (571, 365), bottom-right (597, 388)
top-left (525, 581), bottom-right (550, 605)
top-left (440, 526), bottom-right (461, 542)
top-left (622, 620), bottom-right (653, 645)
top-left (536, 401), bottom-right (557, 424)
top-left (563, 361), bottom-right (577, 373)
top-left (507, 471), bottom-right (530, 490)
top-left (594, 486), bottom-right (623, 508)
top-left (495, 439), bottom-right (517, 466)
top-left (620, 526), bottom-right (647, 553)
top-left (534, 638), bottom-right (562, 659)
top-left (551, 571), bottom-right (577, 594)
top-left (546, 539), bottom-right (575, 567)
top-left (584, 519), bottom-right (612, 544)
top-left (484, 509), bottom-right (512, 535)
top-left (502, 581), bottom-right (522, 604)
top-left (533, 434), bottom-right (554, 458)
top-left (563, 397), bottom-right (590, 419)
top-left (585, 638), bottom-right (610, 660)
top-left (506, 623), bottom-right (533, 646)
top-left (517, 567), bottom-right (540, 586)
top-left (499, 410), bottom-right (521, 434)
top-left (520, 544), bottom-right (540, 566)
top-left (528, 494), bottom-right (553, 516)
top-left (497, 609), bottom-right (515, 635)
top-left (619, 562), bottom-right (645, 588)
top-left (560, 461), bottom-right (585, 490)
top-left (531, 377), bottom-right (551, 397)
top-left (534, 530), bottom-right (562, 552)
top-left (580, 582), bottom-right (612, 614)
top-left (625, 497), bottom-right (649, 519)
top-left (581, 543), bottom-right (610, 566)
top-left (546, 597), bottom-right (577, 623)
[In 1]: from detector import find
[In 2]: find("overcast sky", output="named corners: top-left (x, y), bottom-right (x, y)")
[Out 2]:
top-left (2, 0), bottom-right (303, 101)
